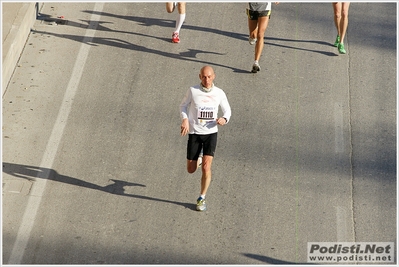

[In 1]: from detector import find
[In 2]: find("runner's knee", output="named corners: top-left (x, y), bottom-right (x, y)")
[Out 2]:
top-left (187, 161), bottom-right (197, 173)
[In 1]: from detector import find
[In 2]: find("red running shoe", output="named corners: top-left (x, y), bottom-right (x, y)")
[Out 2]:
top-left (172, 32), bottom-right (180, 43)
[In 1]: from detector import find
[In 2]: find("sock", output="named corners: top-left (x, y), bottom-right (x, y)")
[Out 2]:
top-left (254, 60), bottom-right (259, 65)
top-left (200, 194), bottom-right (206, 199)
top-left (174, 13), bottom-right (186, 33)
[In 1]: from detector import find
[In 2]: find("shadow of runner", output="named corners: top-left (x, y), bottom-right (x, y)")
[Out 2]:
top-left (2, 162), bottom-right (196, 211)
top-left (30, 29), bottom-right (247, 73)
top-left (79, 11), bottom-right (335, 56)
top-left (266, 37), bottom-right (338, 57)
top-left (243, 253), bottom-right (312, 265)
top-left (80, 10), bottom-right (248, 42)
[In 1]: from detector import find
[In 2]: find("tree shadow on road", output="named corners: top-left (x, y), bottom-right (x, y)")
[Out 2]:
top-left (2, 162), bottom-right (196, 211)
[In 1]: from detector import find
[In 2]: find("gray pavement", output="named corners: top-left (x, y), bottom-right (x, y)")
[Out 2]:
top-left (2, 2), bottom-right (397, 265)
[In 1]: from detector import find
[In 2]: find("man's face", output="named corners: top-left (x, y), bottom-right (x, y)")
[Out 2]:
top-left (199, 68), bottom-right (215, 89)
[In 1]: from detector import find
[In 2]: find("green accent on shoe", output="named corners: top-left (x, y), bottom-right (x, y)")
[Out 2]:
top-left (196, 197), bottom-right (206, 211)
top-left (334, 35), bottom-right (340, 47)
top-left (338, 43), bottom-right (346, 54)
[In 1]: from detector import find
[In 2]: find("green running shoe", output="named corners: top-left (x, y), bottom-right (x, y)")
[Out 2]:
top-left (338, 43), bottom-right (346, 54)
top-left (196, 197), bottom-right (206, 211)
top-left (334, 35), bottom-right (340, 47)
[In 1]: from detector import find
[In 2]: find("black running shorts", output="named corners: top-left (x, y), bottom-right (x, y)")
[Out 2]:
top-left (246, 9), bottom-right (271, 20)
top-left (187, 133), bottom-right (218, 160)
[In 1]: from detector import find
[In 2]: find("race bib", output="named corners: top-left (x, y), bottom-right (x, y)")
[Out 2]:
top-left (197, 106), bottom-right (217, 126)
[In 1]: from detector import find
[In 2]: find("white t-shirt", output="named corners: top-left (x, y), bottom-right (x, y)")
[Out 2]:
top-left (180, 84), bottom-right (231, 135)
top-left (248, 2), bottom-right (272, 11)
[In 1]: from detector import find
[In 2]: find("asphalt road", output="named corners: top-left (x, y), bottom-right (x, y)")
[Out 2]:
top-left (2, 2), bottom-right (396, 265)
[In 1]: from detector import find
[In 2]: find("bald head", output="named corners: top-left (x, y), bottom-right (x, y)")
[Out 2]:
top-left (200, 66), bottom-right (214, 75)
top-left (199, 66), bottom-right (215, 89)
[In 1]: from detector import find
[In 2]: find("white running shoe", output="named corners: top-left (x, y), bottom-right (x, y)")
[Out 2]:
top-left (197, 157), bottom-right (202, 169)
top-left (196, 197), bottom-right (206, 211)
top-left (197, 150), bottom-right (203, 169)
top-left (251, 63), bottom-right (261, 73)
top-left (249, 37), bottom-right (257, 45)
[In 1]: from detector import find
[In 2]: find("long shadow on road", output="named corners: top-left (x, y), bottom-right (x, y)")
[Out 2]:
top-left (243, 253), bottom-right (304, 264)
top-left (266, 37), bottom-right (338, 57)
top-left (80, 10), bottom-right (248, 42)
top-left (2, 162), bottom-right (196, 211)
top-left (31, 28), bottom-right (248, 73)
top-left (35, 9), bottom-right (338, 74)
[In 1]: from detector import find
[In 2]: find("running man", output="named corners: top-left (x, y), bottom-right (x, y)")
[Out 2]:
top-left (166, 2), bottom-right (186, 43)
top-left (180, 66), bottom-right (232, 211)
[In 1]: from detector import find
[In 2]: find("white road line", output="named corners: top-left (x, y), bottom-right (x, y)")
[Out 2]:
top-left (8, 3), bottom-right (104, 264)
top-left (336, 206), bottom-right (348, 241)
top-left (336, 206), bottom-right (355, 242)
top-left (334, 102), bottom-right (344, 154)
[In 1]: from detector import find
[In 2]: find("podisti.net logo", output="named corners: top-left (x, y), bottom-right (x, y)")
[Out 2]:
top-left (307, 242), bottom-right (394, 263)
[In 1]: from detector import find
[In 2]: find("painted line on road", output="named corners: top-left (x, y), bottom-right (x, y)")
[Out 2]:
top-left (334, 102), bottom-right (344, 154)
top-left (336, 206), bottom-right (349, 241)
top-left (8, 3), bottom-right (104, 264)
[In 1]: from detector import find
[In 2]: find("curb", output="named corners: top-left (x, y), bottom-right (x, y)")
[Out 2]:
top-left (2, 2), bottom-right (43, 97)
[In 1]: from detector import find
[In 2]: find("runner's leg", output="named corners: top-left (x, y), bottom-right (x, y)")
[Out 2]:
top-left (174, 2), bottom-right (186, 33)
top-left (254, 15), bottom-right (269, 61)
top-left (248, 17), bottom-right (258, 41)
top-left (200, 155), bottom-right (213, 196)
top-left (166, 2), bottom-right (175, 13)
top-left (339, 2), bottom-right (350, 44)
